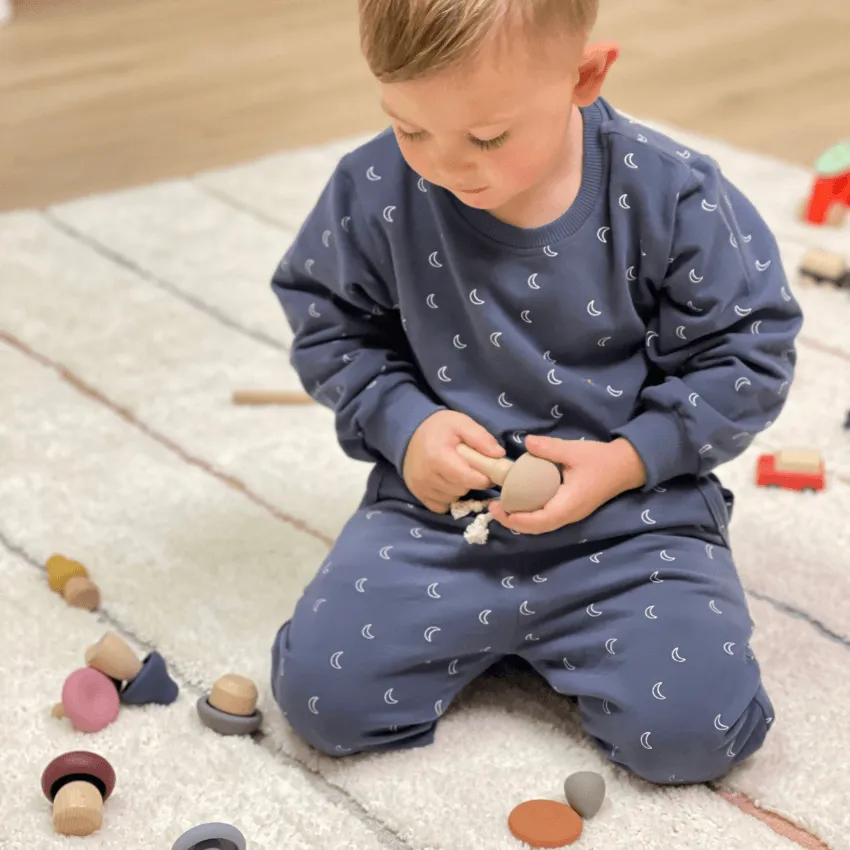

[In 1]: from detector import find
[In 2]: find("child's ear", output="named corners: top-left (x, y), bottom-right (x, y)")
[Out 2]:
top-left (573, 41), bottom-right (619, 106)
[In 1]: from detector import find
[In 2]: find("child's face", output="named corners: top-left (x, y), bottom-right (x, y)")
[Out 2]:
top-left (380, 28), bottom-right (618, 214)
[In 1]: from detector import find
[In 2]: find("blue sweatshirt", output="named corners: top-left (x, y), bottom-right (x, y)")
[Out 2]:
top-left (271, 97), bottom-right (802, 507)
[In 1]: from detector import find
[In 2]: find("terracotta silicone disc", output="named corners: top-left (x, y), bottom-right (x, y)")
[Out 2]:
top-left (508, 799), bottom-right (582, 848)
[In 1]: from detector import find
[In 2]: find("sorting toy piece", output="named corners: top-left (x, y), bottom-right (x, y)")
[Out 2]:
top-left (457, 443), bottom-right (562, 513)
top-left (797, 248), bottom-right (850, 289)
top-left (232, 389), bottom-right (313, 405)
top-left (799, 140), bottom-right (850, 226)
top-left (59, 667), bottom-right (120, 733)
top-left (172, 821), bottom-right (247, 850)
top-left (563, 771), bottom-right (605, 819)
top-left (756, 448), bottom-right (826, 492)
top-left (85, 631), bottom-right (142, 681)
top-left (508, 799), bottom-right (583, 848)
top-left (121, 650), bottom-right (179, 705)
top-left (85, 631), bottom-right (179, 706)
top-left (46, 554), bottom-right (100, 611)
top-left (197, 673), bottom-right (262, 735)
top-left (54, 632), bottom-right (179, 725)
top-left (41, 750), bottom-right (116, 837)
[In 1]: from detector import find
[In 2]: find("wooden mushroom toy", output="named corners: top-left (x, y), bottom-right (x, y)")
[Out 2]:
top-left (85, 631), bottom-right (143, 682)
top-left (41, 750), bottom-right (116, 836)
top-left (456, 444), bottom-right (562, 512)
top-left (58, 667), bottom-right (120, 733)
top-left (84, 631), bottom-right (179, 705)
top-left (120, 650), bottom-right (179, 706)
top-left (46, 554), bottom-right (101, 611)
top-left (172, 821), bottom-right (246, 850)
top-left (197, 674), bottom-right (262, 735)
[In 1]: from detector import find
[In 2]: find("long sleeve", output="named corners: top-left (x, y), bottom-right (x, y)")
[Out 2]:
top-left (612, 157), bottom-right (803, 490)
top-left (271, 159), bottom-right (445, 474)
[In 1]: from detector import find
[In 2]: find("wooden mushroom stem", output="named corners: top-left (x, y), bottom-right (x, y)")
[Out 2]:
top-left (52, 779), bottom-right (105, 837)
top-left (209, 674), bottom-right (258, 716)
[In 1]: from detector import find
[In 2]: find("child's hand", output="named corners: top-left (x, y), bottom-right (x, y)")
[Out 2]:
top-left (488, 436), bottom-right (646, 534)
top-left (403, 411), bottom-right (504, 513)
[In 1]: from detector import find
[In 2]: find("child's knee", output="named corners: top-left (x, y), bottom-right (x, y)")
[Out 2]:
top-left (610, 683), bottom-right (774, 785)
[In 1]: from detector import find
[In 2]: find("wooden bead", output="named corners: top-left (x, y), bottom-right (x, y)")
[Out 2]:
top-left (53, 780), bottom-right (103, 836)
top-left (46, 554), bottom-right (88, 593)
top-left (208, 674), bottom-right (258, 716)
top-left (85, 632), bottom-right (142, 681)
top-left (51, 702), bottom-right (65, 719)
top-left (63, 576), bottom-right (101, 611)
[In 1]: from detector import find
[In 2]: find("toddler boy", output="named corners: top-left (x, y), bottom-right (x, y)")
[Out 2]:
top-left (269, 0), bottom-right (802, 785)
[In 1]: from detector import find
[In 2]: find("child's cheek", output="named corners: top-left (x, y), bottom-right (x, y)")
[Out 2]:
top-left (495, 145), bottom-right (544, 188)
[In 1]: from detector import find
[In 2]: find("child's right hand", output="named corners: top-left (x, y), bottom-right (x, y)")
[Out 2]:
top-left (402, 411), bottom-right (505, 513)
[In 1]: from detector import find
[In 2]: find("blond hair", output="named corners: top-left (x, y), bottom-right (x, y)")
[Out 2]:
top-left (358, 0), bottom-right (598, 83)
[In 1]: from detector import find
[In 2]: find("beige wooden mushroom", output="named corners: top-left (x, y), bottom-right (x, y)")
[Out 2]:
top-left (84, 632), bottom-right (142, 681)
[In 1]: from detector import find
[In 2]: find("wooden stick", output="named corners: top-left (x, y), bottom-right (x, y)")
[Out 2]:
top-left (232, 390), bottom-right (315, 405)
top-left (456, 444), bottom-right (513, 486)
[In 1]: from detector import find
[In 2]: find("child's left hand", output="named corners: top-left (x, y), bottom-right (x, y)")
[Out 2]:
top-left (487, 435), bottom-right (647, 535)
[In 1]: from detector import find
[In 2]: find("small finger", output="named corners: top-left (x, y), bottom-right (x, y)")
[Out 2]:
top-left (440, 454), bottom-right (492, 491)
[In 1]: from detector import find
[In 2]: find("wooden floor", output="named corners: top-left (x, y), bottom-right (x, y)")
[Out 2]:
top-left (1, 0), bottom-right (848, 211)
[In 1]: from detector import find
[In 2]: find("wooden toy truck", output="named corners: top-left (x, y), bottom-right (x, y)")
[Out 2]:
top-left (756, 448), bottom-right (826, 492)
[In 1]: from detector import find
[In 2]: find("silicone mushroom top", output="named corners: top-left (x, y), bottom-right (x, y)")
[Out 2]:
top-left (172, 821), bottom-right (246, 850)
top-left (41, 751), bottom-right (116, 803)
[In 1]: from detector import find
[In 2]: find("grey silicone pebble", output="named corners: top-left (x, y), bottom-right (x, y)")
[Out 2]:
top-left (564, 770), bottom-right (606, 819)
top-left (196, 695), bottom-right (262, 736)
top-left (171, 821), bottom-right (246, 850)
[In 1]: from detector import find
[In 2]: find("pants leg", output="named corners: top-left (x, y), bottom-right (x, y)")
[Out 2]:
top-left (517, 531), bottom-right (774, 785)
top-left (269, 496), bottom-right (520, 756)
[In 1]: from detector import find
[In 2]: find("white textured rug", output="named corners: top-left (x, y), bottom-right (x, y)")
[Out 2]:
top-left (1, 117), bottom-right (848, 850)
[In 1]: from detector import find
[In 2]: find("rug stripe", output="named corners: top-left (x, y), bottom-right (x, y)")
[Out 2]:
top-left (0, 327), bottom-right (332, 549)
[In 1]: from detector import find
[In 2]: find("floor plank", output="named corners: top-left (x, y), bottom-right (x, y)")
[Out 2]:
top-left (1, 0), bottom-right (847, 210)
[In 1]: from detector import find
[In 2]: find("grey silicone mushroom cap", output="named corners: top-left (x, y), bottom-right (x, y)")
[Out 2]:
top-left (172, 821), bottom-right (246, 850)
top-left (196, 695), bottom-right (262, 735)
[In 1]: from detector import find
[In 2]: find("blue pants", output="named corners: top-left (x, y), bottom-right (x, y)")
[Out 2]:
top-left (271, 470), bottom-right (773, 785)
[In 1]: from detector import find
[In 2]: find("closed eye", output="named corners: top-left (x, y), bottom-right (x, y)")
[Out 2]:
top-left (396, 127), bottom-right (509, 150)
top-left (471, 132), bottom-right (509, 150)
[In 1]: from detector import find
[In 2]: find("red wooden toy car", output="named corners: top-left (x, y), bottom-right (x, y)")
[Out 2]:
top-left (756, 448), bottom-right (826, 492)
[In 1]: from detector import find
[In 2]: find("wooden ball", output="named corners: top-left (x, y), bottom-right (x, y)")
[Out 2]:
top-left (63, 576), bottom-right (101, 610)
top-left (46, 555), bottom-right (88, 593)
top-left (208, 674), bottom-right (258, 717)
top-left (85, 632), bottom-right (142, 681)
top-left (51, 702), bottom-right (65, 719)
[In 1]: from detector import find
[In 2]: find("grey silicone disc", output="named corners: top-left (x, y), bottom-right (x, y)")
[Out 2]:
top-left (196, 695), bottom-right (262, 735)
top-left (171, 821), bottom-right (246, 850)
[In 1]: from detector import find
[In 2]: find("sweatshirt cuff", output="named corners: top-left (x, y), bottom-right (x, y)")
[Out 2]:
top-left (362, 382), bottom-right (446, 475)
top-left (610, 411), bottom-right (694, 491)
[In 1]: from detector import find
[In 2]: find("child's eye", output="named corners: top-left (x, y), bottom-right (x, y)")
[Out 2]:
top-left (470, 132), bottom-right (509, 150)
top-left (397, 127), bottom-right (427, 142)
